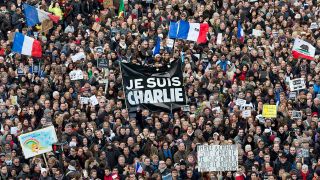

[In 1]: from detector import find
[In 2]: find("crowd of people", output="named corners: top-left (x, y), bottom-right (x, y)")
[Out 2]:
top-left (0, 0), bottom-right (319, 179)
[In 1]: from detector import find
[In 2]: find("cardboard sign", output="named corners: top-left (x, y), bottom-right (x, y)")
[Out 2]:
top-left (89, 95), bottom-right (98, 106)
top-left (262, 105), bottom-right (277, 118)
top-left (8, 32), bottom-right (15, 42)
top-left (242, 110), bottom-right (251, 118)
top-left (216, 33), bottom-right (223, 45)
top-left (69, 70), bottom-right (84, 81)
top-left (289, 78), bottom-right (306, 91)
top-left (41, 19), bottom-right (53, 33)
top-left (92, 22), bottom-right (101, 32)
top-left (292, 111), bottom-right (302, 119)
top-left (103, 0), bottom-right (114, 9)
top-left (197, 145), bottom-right (238, 172)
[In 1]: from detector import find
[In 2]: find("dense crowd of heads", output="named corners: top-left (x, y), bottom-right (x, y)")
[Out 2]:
top-left (0, 0), bottom-right (320, 179)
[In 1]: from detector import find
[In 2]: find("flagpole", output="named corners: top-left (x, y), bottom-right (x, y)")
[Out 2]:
top-left (119, 61), bottom-right (129, 115)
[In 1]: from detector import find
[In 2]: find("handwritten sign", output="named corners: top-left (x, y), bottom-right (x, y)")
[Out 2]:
top-left (198, 145), bottom-right (238, 172)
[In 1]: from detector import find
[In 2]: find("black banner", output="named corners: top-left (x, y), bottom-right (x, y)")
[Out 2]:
top-left (121, 60), bottom-right (186, 112)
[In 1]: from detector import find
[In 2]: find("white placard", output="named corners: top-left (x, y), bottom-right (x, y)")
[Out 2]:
top-left (242, 110), bottom-right (251, 118)
top-left (166, 38), bottom-right (174, 48)
top-left (216, 33), bottom-right (223, 45)
top-left (197, 145), bottom-right (238, 172)
top-left (69, 70), bottom-right (84, 81)
top-left (80, 97), bottom-right (89, 104)
top-left (71, 52), bottom-right (86, 62)
top-left (289, 78), bottom-right (306, 91)
top-left (235, 99), bottom-right (246, 107)
top-left (89, 95), bottom-right (98, 106)
top-left (10, 127), bottom-right (18, 135)
top-left (252, 29), bottom-right (262, 37)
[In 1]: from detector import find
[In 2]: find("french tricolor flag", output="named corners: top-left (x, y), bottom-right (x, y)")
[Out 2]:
top-left (135, 162), bottom-right (143, 174)
top-left (237, 20), bottom-right (244, 43)
top-left (12, 33), bottom-right (42, 57)
top-left (23, 4), bottom-right (60, 27)
top-left (169, 20), bottom-right (209, 44)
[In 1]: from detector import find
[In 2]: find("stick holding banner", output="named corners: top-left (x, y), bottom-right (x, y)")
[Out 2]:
top-left (119, 61), bottom-right (129, 112)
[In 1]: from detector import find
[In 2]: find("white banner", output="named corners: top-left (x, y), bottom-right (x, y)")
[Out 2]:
top-left (197, 145), bottom-right (238, 172)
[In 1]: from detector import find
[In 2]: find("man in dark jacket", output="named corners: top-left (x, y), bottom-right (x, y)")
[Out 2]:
top-left (10, 8), bottom-right (23, 31)
top-left (17, 163), bottom-right (31, 179)
top-left (274, 154), bottom-right (292, 174)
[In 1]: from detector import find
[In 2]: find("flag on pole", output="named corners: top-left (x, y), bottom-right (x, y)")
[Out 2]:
top-left (237, 20), bottom-right (244, 43)
top-left (292, 38), bottom-right (315, 60)
top-left (12, 33), bottom-right (42, 57)
top-left (118, 0), bottom-right (125, 18)
top-left (23, 4), bottom-right (59, 27)
top-left (135, 162), bottom-right (143, 174)
top-left (168, 20), bottom-right (209, 44)
top-left (153, 37), bottom-right (161, 56)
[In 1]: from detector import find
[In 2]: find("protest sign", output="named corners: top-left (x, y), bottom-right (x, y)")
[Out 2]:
top-left (71, 52), bottom-right (86, 62)
top-left (242, 110), bottom-right (251, 118)
top-left (166, 38), bottom-right (174, 48)
top-left (89, 95), bottom-right (99, 106)
top-left (92, 22), bottom-right (101, 32)
top-left (292, 111), bottom-right (302, 119)
top-left (121, 60), bottom-right (186, 112)
top-left (97, 59), bottom-right (108, 68)
top-left (10, 126), bottom-right (18, 135)
top-left (262, 105), bottom-right (277, 118)
top-left (289, 78), bottom-right (306, 91)
top-left (80, 97), bottom-right (89, 104)
top-left (216, 33), bottom-right (223, 45)
top-left (41, 19), bottom-right (53, 34)
top-left (197, 145), bottom-right (238, 172)
top-left (235, 99), bottom-right (246, 107)
top-left (252, 29), bottom-right (262, 37)
top-left (32, 64), bottom-right (40, 74)
top-left (18, 126), bottom-right (58, 159)
top-left (103, 0), bottom-right (114, 9)
top-left (17, 67), bottom-right (24, 76)
top-left (8, 32), bottom-right (15, 42)
top-left (10, 96), bottom-right (17, 105)
top-left (289, 92), bottom-right (297, 100)
top-left (69, 70), bottom-right (84, 80)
